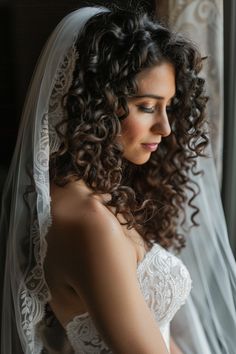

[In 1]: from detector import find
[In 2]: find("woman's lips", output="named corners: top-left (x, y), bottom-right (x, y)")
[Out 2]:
top-left (141, 143), bottom-right (159, 152)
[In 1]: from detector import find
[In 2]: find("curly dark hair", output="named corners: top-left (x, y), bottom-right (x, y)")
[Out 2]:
top-left (50, 8), bottom-right (209, 252)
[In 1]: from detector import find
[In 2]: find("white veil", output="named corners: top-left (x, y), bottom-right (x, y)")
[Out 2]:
top-left (171, 143), bottom-right (236, 353)
top-left (0, 6), bottom-right (110, 354)
top-left (0, 5), bottom-right (235, 354)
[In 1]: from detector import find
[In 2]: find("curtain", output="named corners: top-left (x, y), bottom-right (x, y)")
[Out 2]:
top-left (155, 0), bottom-right (224, 185)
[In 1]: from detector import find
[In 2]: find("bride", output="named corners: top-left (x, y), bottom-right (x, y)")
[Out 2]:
top-left (1, 5), bottom-right (236, 354)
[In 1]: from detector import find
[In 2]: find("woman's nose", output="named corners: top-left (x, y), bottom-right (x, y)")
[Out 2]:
top-left (151, 110), bottom-right (171, 137)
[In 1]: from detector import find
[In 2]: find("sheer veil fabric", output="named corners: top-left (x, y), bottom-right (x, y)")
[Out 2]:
top-left (0, 5), bottom-right (235, 354)
top-left (171, 144), bottom-right (236, 353)
top-left (0, 7), bottom-right (110, 354)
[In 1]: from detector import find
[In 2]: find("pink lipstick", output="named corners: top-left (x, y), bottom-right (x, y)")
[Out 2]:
top-left (141, 143), bottom-right (158, 152)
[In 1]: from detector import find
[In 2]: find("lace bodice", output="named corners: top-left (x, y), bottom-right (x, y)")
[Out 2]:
top-left (65, 243), bottom-right (192, 353)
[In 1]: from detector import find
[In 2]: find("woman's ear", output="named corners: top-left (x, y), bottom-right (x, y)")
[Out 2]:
top-left (116, 106), bottom-right (125, 117)
top-left (116, 103), bottom-right (128, 120)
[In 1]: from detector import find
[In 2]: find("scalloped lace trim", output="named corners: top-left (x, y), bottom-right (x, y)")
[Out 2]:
top-left (65, 243), bottom-right (192, 353)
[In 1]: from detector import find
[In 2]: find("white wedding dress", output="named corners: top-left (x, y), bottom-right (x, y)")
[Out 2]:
top-left (65, 243), bottom-right (192, 353)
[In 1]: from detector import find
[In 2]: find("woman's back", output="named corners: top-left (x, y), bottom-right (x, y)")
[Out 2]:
top-left (45, 179), bottom-right (145, 325)
top-left (44, 180), bottom-right (191, 353)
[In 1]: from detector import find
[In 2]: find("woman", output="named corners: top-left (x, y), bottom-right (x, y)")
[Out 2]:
top-left (1, 5), bottom-right (236, 354)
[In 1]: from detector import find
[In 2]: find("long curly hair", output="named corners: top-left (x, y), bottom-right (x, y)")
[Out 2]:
top-left (50, 8), bottom-right (209, 252)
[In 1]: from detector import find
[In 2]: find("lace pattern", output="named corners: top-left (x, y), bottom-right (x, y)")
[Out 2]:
top-left (66, 243), bottom-right (192, 353)
top-left (66, 314), bottom-right (111, 354)
top-left (19, 43), bottom-right (78, 354)
top-left (8, 8), bottom-right (110, 354)
top-left (48, 44), bottom-right (79, 154)
top-left (137, 243), bottom-right (192, 327)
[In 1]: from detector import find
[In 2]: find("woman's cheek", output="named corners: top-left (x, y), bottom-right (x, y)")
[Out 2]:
top-left (121, 117), bottom-right (144, 142)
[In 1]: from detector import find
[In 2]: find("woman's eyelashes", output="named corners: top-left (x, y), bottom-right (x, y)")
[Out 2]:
top-left (137, 105), bottom-right (155, 113)
top-left (136, 104), bottom-right (173, 114)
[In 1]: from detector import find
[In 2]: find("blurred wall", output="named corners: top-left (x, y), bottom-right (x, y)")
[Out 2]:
top-left (155, 0), bottom-right (224, 185)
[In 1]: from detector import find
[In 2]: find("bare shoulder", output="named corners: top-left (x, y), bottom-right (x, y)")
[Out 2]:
top-left (48, 180), bottom-right (136, 268)
top-left (46, 181), bottom-right (168, 353)
top-left (50, 180), bottom-right (123, 235)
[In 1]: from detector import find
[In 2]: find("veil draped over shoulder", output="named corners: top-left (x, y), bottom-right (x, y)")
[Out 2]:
top-left (0, 7), bottom-right (110, 353)
top-left (0, 5), bottom-right (235, 354)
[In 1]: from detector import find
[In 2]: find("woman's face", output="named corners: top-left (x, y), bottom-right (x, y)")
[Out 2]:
top-left (118, 62), bottom-right (176, 165)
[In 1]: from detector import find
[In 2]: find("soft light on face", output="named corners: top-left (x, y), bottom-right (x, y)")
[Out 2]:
top-left (118, 62), bottom-right (176, 165)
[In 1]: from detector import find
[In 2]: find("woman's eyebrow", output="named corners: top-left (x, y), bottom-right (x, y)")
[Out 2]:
top-left (132, 93), bottom-right (176, 100)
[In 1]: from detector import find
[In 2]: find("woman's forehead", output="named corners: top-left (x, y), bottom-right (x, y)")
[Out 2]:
top-left (135, 62), bottom-right (176, 99)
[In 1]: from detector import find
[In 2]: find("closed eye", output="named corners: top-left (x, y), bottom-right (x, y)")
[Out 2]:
top-left (137, 105), bottom-right (174, 114)
top-left (137, 105), bottom-right (155, 113)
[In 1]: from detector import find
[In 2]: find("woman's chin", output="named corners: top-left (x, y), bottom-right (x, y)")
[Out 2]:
top-left (124, 154), bottom-right (151, 165)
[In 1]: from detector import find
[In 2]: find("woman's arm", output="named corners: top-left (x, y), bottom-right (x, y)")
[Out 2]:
top-left (170, 336), bottom-right (183, 354)
top-left (60, 198), bottom-right (169, 354)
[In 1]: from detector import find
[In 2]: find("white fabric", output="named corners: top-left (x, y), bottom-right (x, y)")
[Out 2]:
top-left (65, 243), bottom-right (192, 353)
top-left (171, 144), bottom-right (236, 354)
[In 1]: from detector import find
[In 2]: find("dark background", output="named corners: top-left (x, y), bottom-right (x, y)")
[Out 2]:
top-left (0, 0), bottom-right (156, 194)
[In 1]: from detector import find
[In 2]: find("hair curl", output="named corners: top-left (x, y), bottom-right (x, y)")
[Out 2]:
top-left (50, 9), bottom-right (209, 252)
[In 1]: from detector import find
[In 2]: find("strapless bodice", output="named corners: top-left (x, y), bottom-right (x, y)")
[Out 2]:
top-left (66, 243), bottom-right (192, 353)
